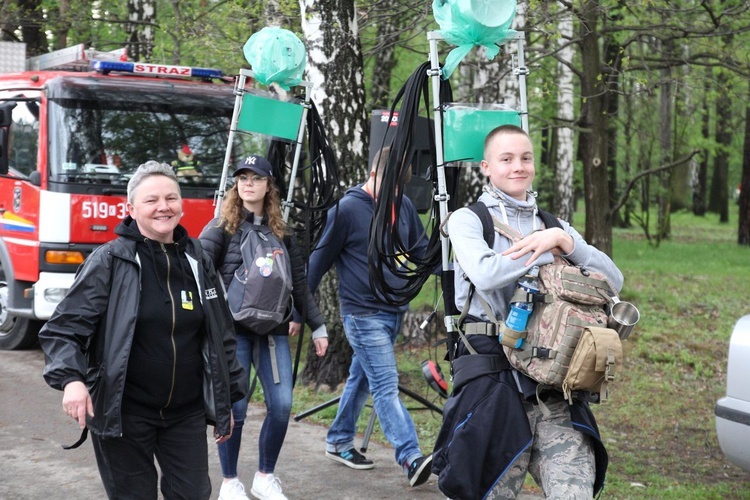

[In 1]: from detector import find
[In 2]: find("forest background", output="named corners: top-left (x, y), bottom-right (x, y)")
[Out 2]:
top-left (3, 1), bottom-right (750, 497)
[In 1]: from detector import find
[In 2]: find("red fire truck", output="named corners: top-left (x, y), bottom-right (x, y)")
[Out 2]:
top-left (0, 43), bottom-right (254, 350)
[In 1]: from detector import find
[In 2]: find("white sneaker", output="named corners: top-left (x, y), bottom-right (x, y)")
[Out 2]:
top-left (218, 478), bottom-right (250, 500)
top-left (250, 472), bottom-right (288, 500)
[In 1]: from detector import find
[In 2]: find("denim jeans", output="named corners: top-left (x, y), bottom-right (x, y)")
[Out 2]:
top-left (326, 311), bottom-right (422, 467)
top-left (217, 333), bottom-right (293, 477)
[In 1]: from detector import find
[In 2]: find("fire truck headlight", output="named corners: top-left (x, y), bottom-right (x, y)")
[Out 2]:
top-left (45, 251), bottom-right (85, 265)
top-left (43, 288), bottom-right (69, 303)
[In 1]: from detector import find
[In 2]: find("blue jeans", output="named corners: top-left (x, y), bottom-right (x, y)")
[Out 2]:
top-left (326, 311), bottom-right (422, 467)
top-left (217, 333), bottom-right (293, 477)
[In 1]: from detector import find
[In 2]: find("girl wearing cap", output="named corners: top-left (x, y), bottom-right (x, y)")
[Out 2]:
top-left (200, 155), bottom-right (329, 500)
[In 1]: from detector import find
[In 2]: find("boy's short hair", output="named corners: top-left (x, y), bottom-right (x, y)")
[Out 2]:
top-left (371, 146), bottom-right (413, 185)
top-left (484, 124), bottom-right (529, 157)
top-left (371, 146), bottom-right (391, 176)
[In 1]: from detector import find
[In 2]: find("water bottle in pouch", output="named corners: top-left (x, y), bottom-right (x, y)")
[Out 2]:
top-left (501, 266), bottom-right (540, 348)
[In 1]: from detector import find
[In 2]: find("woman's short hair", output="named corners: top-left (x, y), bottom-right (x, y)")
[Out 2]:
top-left (127, 161), bottom-right (180, 204)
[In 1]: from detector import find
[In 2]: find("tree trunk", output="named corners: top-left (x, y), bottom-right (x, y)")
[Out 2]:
top-left (554, 4), bottom-right (575, 223)
top-left (18, 0), bottom-right (45, 56)
top-left (299, 0), bottom-right (369, 388)
top-left (656, 38), bottom-right (673, 241)
top-left (1, 0), bottom-right (18, 42)
top-left (454, 45), bottom-right (514, 206)
top-left (127, 0), bottom-right (156, 62)
top-left (605, 35), bottom-right (622, 228)
top-left (503, 0), bottom-right (525, 113)
top-left (693, 68), bottom-right (711, 216)
top-left (369, 0), bottom-right (400, 110)
top-left (739, 83), bottom-right (750, 245)
top-left (51, 0), bottom-right (70, 50)
top-left (461, 46), bottom-right (512, 105)
top-left (709, 70), bottom-right (731, 223)
top-left (578, 0), bottom-right (613, 255)
top-left (265, 0), bottom-right (285, 27)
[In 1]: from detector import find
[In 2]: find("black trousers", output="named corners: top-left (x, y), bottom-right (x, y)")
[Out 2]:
top-left (91, 411), bottom-right (211, 500)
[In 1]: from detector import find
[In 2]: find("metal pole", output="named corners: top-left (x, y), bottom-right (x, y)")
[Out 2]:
top-left (282, 80), bottom-right (314, 222)
top-left (513, 31), bottom-right (530, 133)
top-left (215, 69), bottom-right (252, 217)
top-left (427, 31), bottom-right (451, 273)
top-left (428, 31), bottom-right (460, 335)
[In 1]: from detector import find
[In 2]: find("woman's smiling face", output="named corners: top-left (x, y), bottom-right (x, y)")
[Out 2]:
top-left (127, 174), bottom-right (183, 243)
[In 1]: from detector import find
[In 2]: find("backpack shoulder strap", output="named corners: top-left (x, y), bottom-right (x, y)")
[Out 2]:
top-left (218, 221), bottom-right (244, 267)
top-left (220, 227), bottom-right (232, 264)
top-left (492, 209), bottom-right (562, 242)
top-left (466, 202), bottom-right (494, 247)
top-left (538, 209), bottom-right (563, 230)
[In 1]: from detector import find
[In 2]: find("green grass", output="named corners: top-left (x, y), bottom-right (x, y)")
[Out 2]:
top-left (592, 210), bottom-right (750, 498)
top-left (286, 207), bottom-right (750, 498)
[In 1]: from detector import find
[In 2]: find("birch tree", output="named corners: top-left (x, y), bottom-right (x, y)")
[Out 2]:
top-left (299, 0), bottom-right (369, 389)
top-left (453, 46), bottom-right (514, 204)
top-left (553, 4), bottom-right (575, 222)
top-left (503, 0), bottom-right (525, 113)
top-left (126, 0), bottom-right (155, 61)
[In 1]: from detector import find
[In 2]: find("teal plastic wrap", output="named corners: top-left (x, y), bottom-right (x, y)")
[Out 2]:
top-left (432, 0), bottom-right (517, 79)
top-left (443, 103), bottom-right (521, 162)
top-left (243, 27), bottom-right (306, 90)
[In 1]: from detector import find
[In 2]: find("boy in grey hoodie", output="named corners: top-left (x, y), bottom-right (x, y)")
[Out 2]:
top-left (435, 125), bottom-right (623, 498)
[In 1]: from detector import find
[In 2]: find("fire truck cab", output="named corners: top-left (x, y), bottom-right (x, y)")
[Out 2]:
top-left (0, 43), bottom-right (255, 349)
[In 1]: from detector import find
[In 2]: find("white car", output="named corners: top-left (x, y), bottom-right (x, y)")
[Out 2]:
top-left (715, 315), bottom-right (750, 471)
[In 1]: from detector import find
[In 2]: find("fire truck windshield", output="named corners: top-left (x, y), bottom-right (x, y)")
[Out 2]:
top-left (45, 76), bottom-right (259, 194)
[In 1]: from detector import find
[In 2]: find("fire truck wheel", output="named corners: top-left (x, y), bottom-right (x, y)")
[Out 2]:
top-left (0, 282), bottom-right (42, 351)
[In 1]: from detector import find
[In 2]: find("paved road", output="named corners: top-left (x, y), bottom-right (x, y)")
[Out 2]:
top-left (0, 348), bottom-right (448, 500)
top-left (0, 348), bottom-right (543, 499)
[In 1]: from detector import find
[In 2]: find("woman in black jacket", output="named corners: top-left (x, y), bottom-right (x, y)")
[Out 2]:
top-left (199, 155), bottom-right (328, 500)
top-left (39, 161), bottom-right (247, 500)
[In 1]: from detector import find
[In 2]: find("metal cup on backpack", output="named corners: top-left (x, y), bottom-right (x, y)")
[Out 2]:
top-left (607, 297), bottom-right (640, 340)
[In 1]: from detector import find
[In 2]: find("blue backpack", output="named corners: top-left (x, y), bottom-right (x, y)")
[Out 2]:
top-left (226, 222), bottom-right (293, 334)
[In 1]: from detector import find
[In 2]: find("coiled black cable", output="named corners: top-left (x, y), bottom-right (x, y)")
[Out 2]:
top-left (265, 99), bottom-right (341, 387)
top-left (367, 62), bottom-right (459, 306)
top-left (266, 99), bottom-right (341, 254)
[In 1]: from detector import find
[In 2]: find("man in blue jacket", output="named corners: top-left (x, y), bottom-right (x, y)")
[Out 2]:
top-left (299, 147), bottom-right (433, 487)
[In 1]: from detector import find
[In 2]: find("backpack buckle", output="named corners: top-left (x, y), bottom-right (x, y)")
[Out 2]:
top-left (531, 347), bottom-right (555, 359)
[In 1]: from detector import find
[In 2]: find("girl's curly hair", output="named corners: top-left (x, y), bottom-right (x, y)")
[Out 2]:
top-left (218, 177), bottom-right (286, 239)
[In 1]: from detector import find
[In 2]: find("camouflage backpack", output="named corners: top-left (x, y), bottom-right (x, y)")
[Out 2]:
top-left (459, 203), bottom-right (623, 403)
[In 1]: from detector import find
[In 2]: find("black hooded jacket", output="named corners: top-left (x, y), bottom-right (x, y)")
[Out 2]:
top-left (40, 216), bottom-right (247, 438)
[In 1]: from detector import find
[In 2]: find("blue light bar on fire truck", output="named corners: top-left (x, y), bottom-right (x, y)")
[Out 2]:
top-left (91, 60), bottom-right (223, 79)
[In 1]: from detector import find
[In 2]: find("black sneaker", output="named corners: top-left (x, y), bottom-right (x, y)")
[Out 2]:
top-left (325, 448), bottom-right (375, 470)
top-left (407, 454), bottom-right (433, 487)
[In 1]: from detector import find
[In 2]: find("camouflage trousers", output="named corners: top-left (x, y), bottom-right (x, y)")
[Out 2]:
top-left (485, 393), bottom-right (595, 499)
